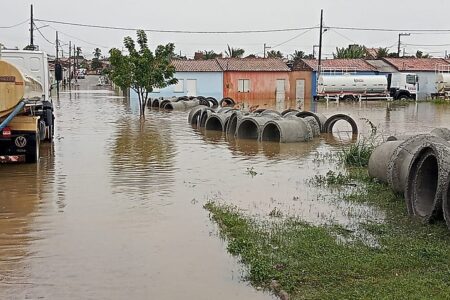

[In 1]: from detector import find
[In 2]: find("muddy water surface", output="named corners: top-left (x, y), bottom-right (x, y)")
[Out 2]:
top-left (1, 76), bottom-right (450, 299)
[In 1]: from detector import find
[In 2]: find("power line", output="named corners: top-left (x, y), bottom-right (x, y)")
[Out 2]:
top-left (0, 19), bottom-right (29, 29)
top-left (270, 28), bottom-right (315, 49)
top-left (35, 25), bottom-right (54, 45)
top-left (35, 18), bottom-right (319, 34)
top-left (329, 26), bottom-right (450, 33)
top-left (405, 43), bottom-right (450, 47)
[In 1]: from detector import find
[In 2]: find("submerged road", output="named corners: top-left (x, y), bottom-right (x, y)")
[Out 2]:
top-left (1, 76), bottom-right (450, 299)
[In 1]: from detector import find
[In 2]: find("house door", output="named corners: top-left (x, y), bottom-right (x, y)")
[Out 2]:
top-left (296, 79), bottom-right (305, 107)
top-left (186, 79), bottom-right (197, 97)
top-left (276, 79), bottom-right (285, 107)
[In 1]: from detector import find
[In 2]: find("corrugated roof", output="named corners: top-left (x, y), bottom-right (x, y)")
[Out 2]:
top-left (365, 59), bottom-right (398, 73)
top-left (172, 59), bottom-right (222, 72)
top-left (383, 58), bottom-right (450, 72)
top-left (300, 59), bottom-right (377, 72)
top-left (216, 58), bottom-right (290, 72)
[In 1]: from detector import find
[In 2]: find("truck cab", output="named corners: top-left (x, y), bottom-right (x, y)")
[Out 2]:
top-left (388, 73), bottom-right (418, 100)
top-left (0, 49), bottom-right (54, 163)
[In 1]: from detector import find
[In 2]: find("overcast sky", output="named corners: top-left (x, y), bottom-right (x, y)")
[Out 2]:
top-left (2, 0), bottom-right (450, 59)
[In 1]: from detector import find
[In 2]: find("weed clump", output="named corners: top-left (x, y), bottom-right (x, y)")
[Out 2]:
top-left (341, 139), bottom-right (376, 167)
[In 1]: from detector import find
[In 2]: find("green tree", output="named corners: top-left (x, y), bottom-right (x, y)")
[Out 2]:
top-left (333, 44), bottom-right (366, 59)
top-left (267, 50), bottom-right (284, 58)
top-left (291, 50), bottom-right (314, 61)
top-left (225, 45), bottom-right (245, 58)
top-left (91, 48), bottom-right (103, 70)
top-left (108, 30), bottom-right (177, 117)
top-left (376, 47), bottom-right (390, 58)
top-left (203, 50), bottom-right (221, 59)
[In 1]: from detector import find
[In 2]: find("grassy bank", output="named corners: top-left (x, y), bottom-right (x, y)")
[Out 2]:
top-left (205, 168), bottom-right (450, 299)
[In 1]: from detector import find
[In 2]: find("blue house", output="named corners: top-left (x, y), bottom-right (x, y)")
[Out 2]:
top-left (131, 60), bottom-right (223, 100)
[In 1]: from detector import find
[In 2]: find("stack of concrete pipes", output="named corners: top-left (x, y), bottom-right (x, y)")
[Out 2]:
top-left (188, 106), bottom-right (359, 143)
top-left (149, 96), bottom-right (236, 111)
top-left (368, 128), bottom-right (450, 231)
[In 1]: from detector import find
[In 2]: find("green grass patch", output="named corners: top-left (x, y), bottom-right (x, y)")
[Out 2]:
top-left (205, 169), bottom-right (450, 299)
top-left (432, 99), bottom-right (450, 105)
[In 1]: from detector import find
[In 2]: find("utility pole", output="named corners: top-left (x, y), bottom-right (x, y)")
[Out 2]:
top-left (56, 31), bottom-right (59, 96)
top-left (398, 33), bottom-right (410, 57)
top-left (68, 41), bottom-right (71, 89)
top-left (264, 43), bottom-right (271, 58)
top-left (30, 4), bottom-right (34, 48)
top-left (74, 44), bottom-right (77, 84)
top-left (317, 9), bottom-right (324, 99)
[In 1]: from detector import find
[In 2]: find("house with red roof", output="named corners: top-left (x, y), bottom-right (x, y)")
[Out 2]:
top-left (216, 58), bottom-right (307, 109)
top-left (382, 58), bottom-right (450, 99)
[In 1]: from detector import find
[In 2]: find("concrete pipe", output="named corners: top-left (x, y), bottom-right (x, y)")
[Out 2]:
top-left (386, 135), bottom-right (414, 142)
top-left (151, 98), bottom-right (161, 108)
top-left (220, 97), bottom-right (235, 107)
top-left (164, 101), bottom-right (187, 111)
top-left (237, 116), bottom-right (273, 141)
top-left (261, 116), bottom-right (313, 143)
top-left (159, 99), bottom-right (174, 109)
top-left (431, 128), bottom-right (450, 140)
top-left (183, 100), bottom-right (200, 109)
top-left (296, 111), bottom-right (328, 132)
top-left (259, 110), bottom-right (282, 117)
top-left (226, 111), bottom-right (246, 138)
top-left (303, 116), bottom-right (321, 137)
top-left (387, 135), bottom-right (449, 194)
top-left (199, 108), bottom-right (216, 128)
top-left (188, 105), bottom-right (208, 125)
top-left (404, 139), bottom-right (450, 223)
top-left (205, 111), bottom-right (233, 132)
top-left (281, 109), bottom-right (299, 116)
top-left (442, 173), bottom-right (450, 230)
top-left (323, 114), bottom-right (358, 135)
top-left (368, 141), bottom-right (403, 184)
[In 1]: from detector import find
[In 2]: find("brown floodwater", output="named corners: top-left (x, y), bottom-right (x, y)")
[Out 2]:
top-left (1, 76), bottom-right (450, 299)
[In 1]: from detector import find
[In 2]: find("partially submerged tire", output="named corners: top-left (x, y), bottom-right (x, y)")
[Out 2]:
top-left (25, 133), bottom-right (40, 163)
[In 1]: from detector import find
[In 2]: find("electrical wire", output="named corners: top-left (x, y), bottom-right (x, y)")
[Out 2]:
top-left (404, 43), bottom-right (450, 47)
top-left (39, 23), bottom-right (110, 49)
top-left (270, 28), bottom-right (315, 49)
top-left (329, 26), bottom-right (450, 33)
top-left (35, 18), bottom-right (319, 34)
top-left (0, 19), bottom-right (29, 29)
top-left (35, 24), bottom-right (55, 45)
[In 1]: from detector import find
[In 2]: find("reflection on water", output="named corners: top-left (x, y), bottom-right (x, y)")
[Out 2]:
top-left (1, 76), bottom-right (450, 299)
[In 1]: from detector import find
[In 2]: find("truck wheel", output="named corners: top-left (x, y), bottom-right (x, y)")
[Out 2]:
top-left (44, 108), bottom-right (54, 142)
top-left (399, 95), bottom-right (409, 101)
top-left (342, 95), bottom-right (355, 102)
top-left (25, 134), bottom-right (40, 163)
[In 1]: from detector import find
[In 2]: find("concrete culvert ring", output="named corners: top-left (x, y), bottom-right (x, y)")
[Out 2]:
top-left (205, 115), bottom-right (224, 131)
top-left (188, 106), bottom-right (206, 125)
top-left (199, 108), bottom-right (214, 127)
top-left (237, 119), bottom-right (259, 140)
top-left (220, 97), bottom-right (235, 107)
top-left (295, 111), bottom-right (327, 132)
top-left (405, 148), bottom-right (441, 221)
top-left (262, 122), bottom-right (281, 142)
top-left (323, 114), bottom-right (358, 135)
top-left (253, 108), bottom-right (266, 114)
top-left (151, 99), bottom-right (160, 108)
top-left (442, 174), bottom-right (450, 230)
top-left (281, 109), bottom-right (299, 116)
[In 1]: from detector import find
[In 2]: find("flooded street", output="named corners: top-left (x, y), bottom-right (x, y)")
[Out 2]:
top-left (1, 76), bottom-right (450, 299)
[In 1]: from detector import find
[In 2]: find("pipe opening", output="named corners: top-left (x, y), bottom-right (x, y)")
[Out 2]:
top-left (165, 103), bottom-right (174, 111)
top-left (205, 116), bottom-right (223, 131)
top-left (227, 115), bottom-right (238, 136)
top-left (262, 123), bottom-right (281, 142)
top-left (237, 120), bottom-right (259, 140)
top-left (190, 111), bottom-right (202, 125)
top-left (199, 111), bottom-right (209, 127)
top-left (414, 152), bottom-right (439, 217)
top-left (152, 100), bottom-right (160, 108)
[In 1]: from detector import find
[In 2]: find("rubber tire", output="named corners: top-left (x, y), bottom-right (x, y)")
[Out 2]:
top-left (25, 133), bottom-right (40, 164)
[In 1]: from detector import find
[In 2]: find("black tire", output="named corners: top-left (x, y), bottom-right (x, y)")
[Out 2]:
top-left (342, 95), bottom-right (356, 102)
top-left (25, 133), bottom-right (40, 163)
top-left (44, 108), bottom-right (54, 142)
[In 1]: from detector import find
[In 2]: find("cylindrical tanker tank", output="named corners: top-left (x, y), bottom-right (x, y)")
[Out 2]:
top-left (0, 60), bottom-right (43, 117)
top-left (437, 73), bottom-right (450, 93)
top-left (318, 74), bottom-right (388, 94)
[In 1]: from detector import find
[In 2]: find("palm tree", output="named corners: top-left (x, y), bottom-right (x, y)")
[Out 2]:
top-left (267, 50), bottom-right (284, 58)
top-left (203, 50), bottom-right (221, 59)
top-left (225, 44), bottom-right (245, 58)
top-left (333, 44), bottom-right (366, 59)
top-left (93, 48), bottom-right (102, 59)
top-left (376, 47), bottom-right (390, 58)
top-left (416, 50), bottom-right (431, 58)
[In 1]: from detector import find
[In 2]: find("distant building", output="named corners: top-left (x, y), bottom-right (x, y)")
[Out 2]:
top-left (382, 58), bottom-right (450, 99)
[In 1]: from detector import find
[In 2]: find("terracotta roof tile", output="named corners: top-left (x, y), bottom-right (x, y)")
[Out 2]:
top-left (216, 58), bottom-right (290, 72)
top-left (383, 58), bottom-right (450, 72)
top-left (300, 59), bottom-right (377, 72)
top-left (172, 59), bottom-right (222, 72)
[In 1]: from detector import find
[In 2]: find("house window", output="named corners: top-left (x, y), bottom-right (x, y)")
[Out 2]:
top-left (174, 79), bottom-right (184, 93)
top-left (238, 79), bottom-right (250, 93)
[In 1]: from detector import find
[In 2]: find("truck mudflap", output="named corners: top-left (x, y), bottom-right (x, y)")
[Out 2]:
top-left (0, 131), bottom-right (39, 163)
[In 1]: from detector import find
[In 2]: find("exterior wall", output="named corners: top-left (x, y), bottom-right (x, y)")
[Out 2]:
top-left (288, 71), bottom-right (312, 109)
top-left (223, 71), bottom-right (290, 104)
top-left (131, 71), bottom-right (223, 100)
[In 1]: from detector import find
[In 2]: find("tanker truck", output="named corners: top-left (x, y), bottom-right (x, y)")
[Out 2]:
top-left (436, 73), bottom-right (450, 99)
top-left (0, 49), bottom-right (54, 163)
top-left (317, 73), bottom-right (417, 101)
